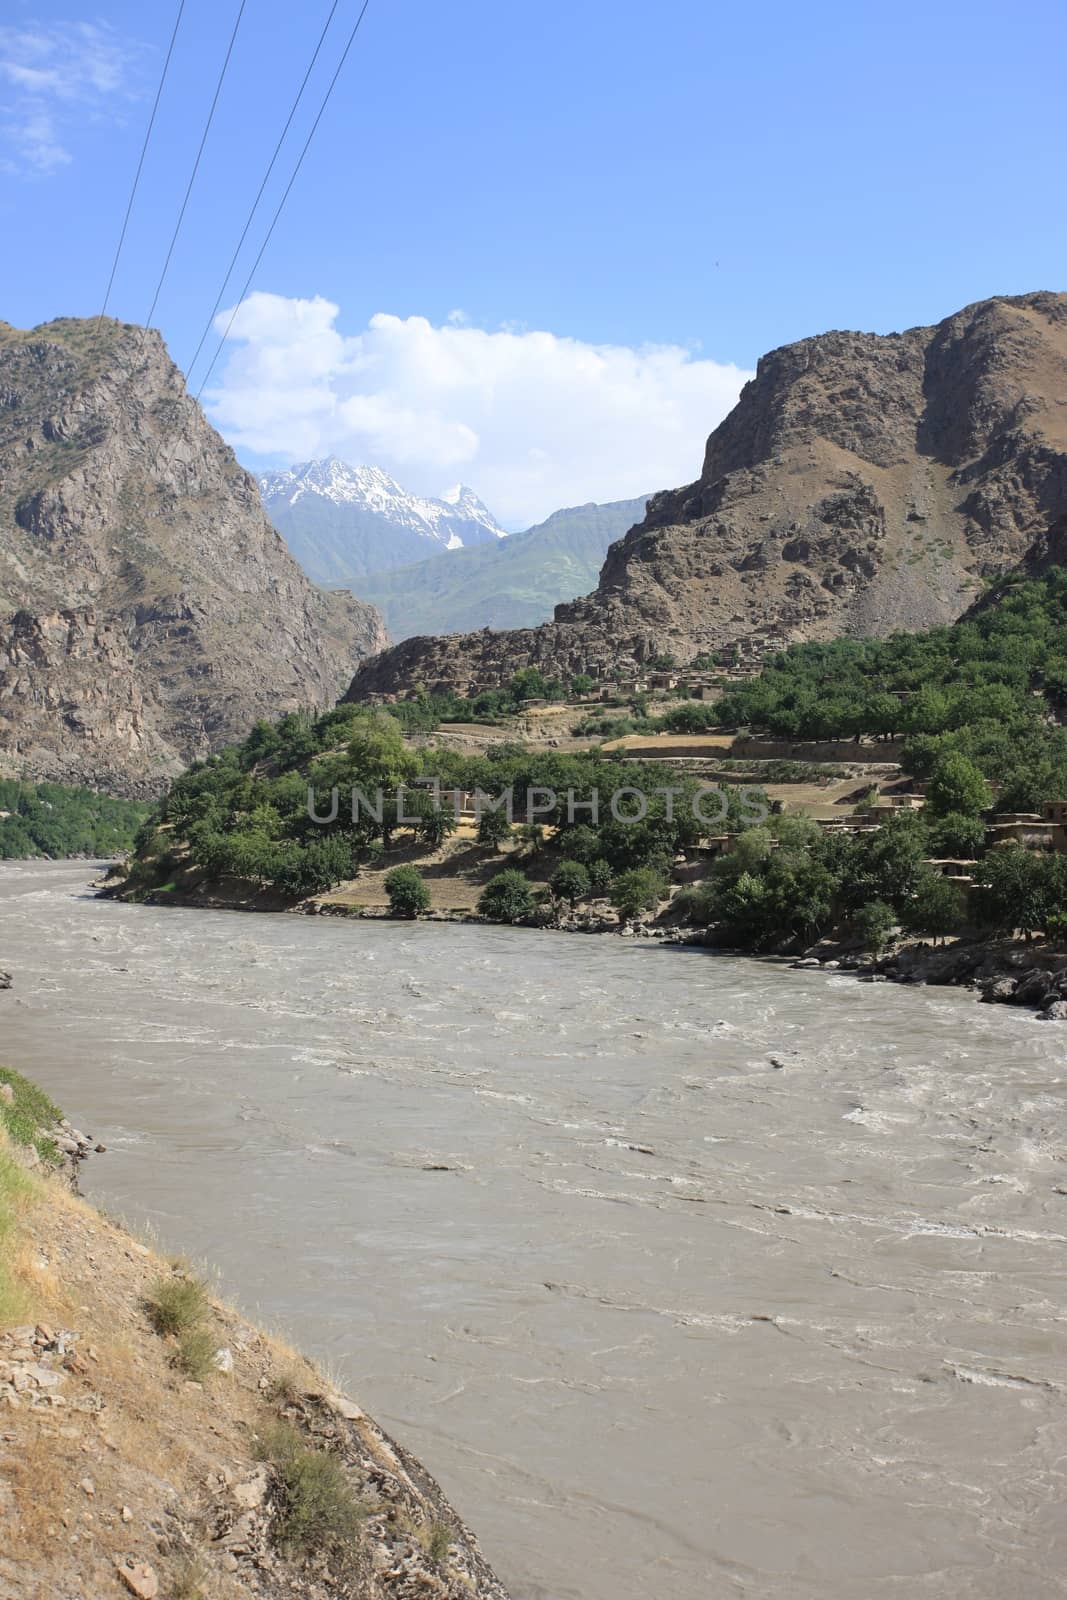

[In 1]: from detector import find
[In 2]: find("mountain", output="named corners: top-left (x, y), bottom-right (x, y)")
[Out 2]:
top-left (344, 291), bottom-right (1067, 699)
top-left (258, 458), bottom-right (506, 585)
top-left (0, 318), bottom-right (387, 795)
top-left (357, 496), bottom-right (649, 638)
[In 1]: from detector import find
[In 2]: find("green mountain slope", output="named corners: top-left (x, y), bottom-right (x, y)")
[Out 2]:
top-left (358, 497), bottom-right (648, 639)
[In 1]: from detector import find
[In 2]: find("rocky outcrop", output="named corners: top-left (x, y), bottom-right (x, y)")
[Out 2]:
top-left (346, 291), bottom-right (1067, 698)
top-left (0, 318), bottom-right (387, 793)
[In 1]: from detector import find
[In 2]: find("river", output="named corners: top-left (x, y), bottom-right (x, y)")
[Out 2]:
top-left (1, 861), bottom-right (1065, 1599)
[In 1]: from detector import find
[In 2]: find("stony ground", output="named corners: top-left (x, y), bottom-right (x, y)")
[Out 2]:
top-left (0, 1162), bottom-right (511, 1600)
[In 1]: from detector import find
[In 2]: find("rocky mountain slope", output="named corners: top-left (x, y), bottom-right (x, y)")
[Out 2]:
top-left (358, 495), bottom-right (649, 638)
top-left (260, 459), bottom-right (505, 586)
top-left (346, 291), bottom-right (1067, 698)
top-left (0, 320), bottom-right (387, 794)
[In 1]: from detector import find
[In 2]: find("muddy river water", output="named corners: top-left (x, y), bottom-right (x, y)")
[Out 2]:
top-left (1, 862), bottom-right (1065, 1598)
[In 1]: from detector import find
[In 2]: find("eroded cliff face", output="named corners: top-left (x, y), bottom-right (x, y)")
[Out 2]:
top-left (346, 291), bottom-right (1067, 698)
top-left (0, 318), bottom-right (387, 793)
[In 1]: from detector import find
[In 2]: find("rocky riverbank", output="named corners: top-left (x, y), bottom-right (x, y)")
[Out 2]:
top-left (789, 939), bottom-right (1067, 1019)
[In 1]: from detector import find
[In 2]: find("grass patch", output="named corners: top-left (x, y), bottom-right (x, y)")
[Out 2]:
top-left (266, 1367), bottom-right (303, 1406)
top-left (175, 1327), bottom-right (218, 1382)
top-left (257, 1421), bottom-right (364, 1562)
top-left (0, 1139), bottom-right (37, 1326)
top-left (170, 1557), bottom-right (209, 1600)
top-left (144, 1273), bottom-right (209, 1336)
top-left (0, 1066), bottom-right (63, 1166)
top-left (419, 1519), bottom-right (453, 1565)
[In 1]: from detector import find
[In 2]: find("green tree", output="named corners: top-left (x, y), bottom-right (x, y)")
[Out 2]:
top-left (551, 860), bottom-right (591, 906)
top-left (477, 806), bottom-right (512, 852)
top-left (479, 869), bottom-right (536, 921)
top-left (384, 865), bottom-right (431, 918)
top-left (610, 867), bottom-right (666, 923)
top-left (269, 836), bottom-right (352, 898)
top-left (925, 751), bottom-right (992, 818)
top-left (854, 899), bottom-right (896, 954)
top-left (901, 869), bottom-right (964, 944)
top-left (419, 802), bottom-right (457, 851)
top-left (508, 667), bottom-right (550, 702)
top-left (925, 811), bottom-right (986, 859)
top-left (555, 823), bottom-right (600, 863)
top-left (348, 711), bottom-right (418, 792)
top-left (974, 846), bottom-right (1062, 940)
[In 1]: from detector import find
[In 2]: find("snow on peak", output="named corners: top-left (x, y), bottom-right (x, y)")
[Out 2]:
top-left (258, 458), bottom-right (506, 549)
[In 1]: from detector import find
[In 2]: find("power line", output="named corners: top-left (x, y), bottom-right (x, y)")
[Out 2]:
top-left (95, 0), bottom-right (187, 333)
top-left (194, 0), bottom-right (374, 404)
top-left (143, 0), bottom-right (249, 332)
top-left (183, 0), bottom-right (346, 389)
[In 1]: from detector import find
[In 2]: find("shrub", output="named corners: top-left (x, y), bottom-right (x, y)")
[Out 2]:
top-left (384, 865), bottom-right (430, 918)
top-left (673, 883), bottom-right (715, 924)
top-left (176, 1327), bottom-right (218, 1382)
top-left (478, 869), bottom-right (536, 922)
top-left (587, 858), bottom-right (613, 894)
top-left (145, 1274), bottom-right (209, 1336)
top-left (258, 1422), bottom-right (364, 1561)
top-left (420, 1520), bottom-right (453, 1564)
top-left (551, 860), bottom-right (591, 906)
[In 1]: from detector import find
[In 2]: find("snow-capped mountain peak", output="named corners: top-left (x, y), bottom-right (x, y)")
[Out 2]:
top-left (257, 458), bottom-right (506, 588)
top-left (258, 458), bottom-right (505, 550)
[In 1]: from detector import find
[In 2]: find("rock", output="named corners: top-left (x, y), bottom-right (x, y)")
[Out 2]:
top-left (326, 1393), bottom-right (365, 1422)
top-left (0, 972), bottom-right (10, 991)
top-left (121, 1506), bottom-right (133, 1523)
top-left (980, 976), bottom-right (1018, 1003)
top-left (1038, 1000), bottom-right (1067, 1021)
top-left (78, 1476), bottom-right (95, 1496)
top-left (212, 1347), bottom-right (234, 1373)
top-left (116, 1559), bottom-right (159, 1599)
top-left (0, 1083), bottom-right (13, 1104)
top-left (232, 1468), bottom-right (269, 1509)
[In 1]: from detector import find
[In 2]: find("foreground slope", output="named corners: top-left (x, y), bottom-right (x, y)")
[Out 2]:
top-left (346, 291), bottom-right (1067, 697)
top-left (0, 322), bottom-right (387, 794)
top-left (357, 495), bottom-right (649, 637)
top-left (0, 1069), bottom-right (511, 1600)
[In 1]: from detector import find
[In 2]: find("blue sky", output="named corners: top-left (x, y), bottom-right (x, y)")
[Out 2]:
top-left (1, 0), bottom-right (1065, 524)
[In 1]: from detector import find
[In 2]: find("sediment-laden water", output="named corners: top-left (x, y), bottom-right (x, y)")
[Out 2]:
top-left (1, 862), bottom-right (1065, 1599)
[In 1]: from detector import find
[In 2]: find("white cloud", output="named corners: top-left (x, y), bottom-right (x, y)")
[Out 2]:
top-left (206, 293), bottom-right (752, 528)
top-left (0, 21), bottom-right (140, 174)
